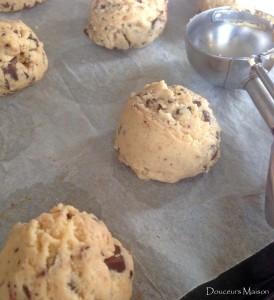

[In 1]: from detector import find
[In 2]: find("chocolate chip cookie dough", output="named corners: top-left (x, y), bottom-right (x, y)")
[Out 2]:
top-left (0, 204), bottom-right (134, 300)
top-left (85, 0), bottom-right (168, 50)
top-left (0, 0), bottom-right (45, 12)
top-left (0, 20), bottom-right (48, 96)
top-left (114, 81), bottom-right (221, 183)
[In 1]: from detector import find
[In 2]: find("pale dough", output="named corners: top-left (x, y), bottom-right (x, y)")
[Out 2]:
top-left (0, 20), bottom-right (48, 96)
top-left (0, 204), bottom-right (134, 300)
top-left (85, 0), bottom-right (168, 50)
top-left (0, 0), bottom-right (45, 12)
top-left (114, 81), bottom-right (221, 183)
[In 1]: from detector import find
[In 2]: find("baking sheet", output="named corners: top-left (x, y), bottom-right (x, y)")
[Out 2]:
top-left (0, 0), bottom-right (274, 299)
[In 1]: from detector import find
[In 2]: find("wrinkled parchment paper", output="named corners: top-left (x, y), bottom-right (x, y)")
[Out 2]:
top-left (0, 1), bottom-right (274, 299)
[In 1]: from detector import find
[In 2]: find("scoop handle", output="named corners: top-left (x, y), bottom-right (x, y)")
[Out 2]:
top-left (252, 64), bottom-right (274, 100)
top-left (266, 142), bottom-right (274, 227)
top-left (245, 75), bottom-right (274, 227)
top-left (245, 76), bottom-right (274, 132)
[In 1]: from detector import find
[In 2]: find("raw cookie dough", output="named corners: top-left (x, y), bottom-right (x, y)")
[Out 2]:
top-left (0, 204), bottom-right (134, 300)
top-left (0, 0), bottom-right (45, 12)
top-left (114, 81), bottom-right (221, 183)
top-left (85, 0), bottom-right (168, 50)
top-left (0, 20), bottom-right (48, 95)
top-left (198, 0), bottom-right (255, 11)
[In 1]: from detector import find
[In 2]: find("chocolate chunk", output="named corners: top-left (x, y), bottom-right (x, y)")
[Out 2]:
top-left (202, 110), bottom-right (210, 122)
top-left (151, 17), bottom-right (159, 29)
top-left (104, 255), bottom-right (126, 272)
top-left (114, 245), bottom-right (121, 255)
top-left (157, 103), bottom-right (165, 111)
top-left (37, 270), bottom-right (46, 277)
top-left (187, 106), bottom-right (192, 112)
top-left (122, 33), bottom-right (131, 47)
top-left (23, 285), bottom-right (31, 299)
top-left (175, 108), bottom-right (184, 115)
top-left (28, 34), bottom-right (39, 48)
top-left (145, 99), bottom-right (154, 108)
top-left (68, 280), bottom-right (77, 292)
top-left (3, 58), bottom-right (18, 81)
top-left (193, 100), bottom-right (201, 107)
top-left (66, 212), bottom-right (73, 220)
top-left (83, 28), bottom-right (89, 37)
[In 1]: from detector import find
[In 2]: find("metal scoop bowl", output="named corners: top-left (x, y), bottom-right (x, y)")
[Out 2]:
top-left (185, 7), bottom-right (274, 226)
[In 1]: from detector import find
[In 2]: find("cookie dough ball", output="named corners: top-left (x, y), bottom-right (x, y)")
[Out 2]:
top-left (0, 0), bottom-right (45, 12)
top-left (0, 204), bottom-right (134, 300)
top-left (0, 20), bottom-right (48, 96)
top-left (114, 81), bottom-right (221, 183)
top-left (85, 0), bottom-right (168, 50)
top-left (198, 0), bottom-right (255, 11)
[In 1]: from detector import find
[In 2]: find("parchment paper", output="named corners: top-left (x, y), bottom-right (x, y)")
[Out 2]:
top-left (0, 1), bottom-right (274, 299)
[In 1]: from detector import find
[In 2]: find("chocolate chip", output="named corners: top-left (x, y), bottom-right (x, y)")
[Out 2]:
top-left (114, 245), bottom-right (121, 255)
top-left (122, 33), bottom-right (131, 47)
top-left (67, 212), bottom-right (73, 219)
top-left (157, 103), bottom-right (165, 111)
top-left (130, 270), bottom-right (134, 279)
top-left (37, 270), bottom-right (46, 277)
top-left (202, 110), bottom-right (210, 122)
top-left (187, 106), bottom-right (192, 112)
top-left (193, 100), bottom-right (201, 107)
top-left (145, 99), bottom-right (153, 108)
top-left (14, 248), bottom-right (19, 253)
top-left (151, 17), bottom-right (159, 29)
top-left (23, 285), bottom-right (31, 299)
top-left (83, 28), bottom-right (89, 37)
top-left (3, 58), bottom-right (18, 81)
top-left (175, 108), bottom-right (184, 115)
top-left (28, 34), bottom-right (39, 48)
top-left (68, 280), bottom-right (77, 292)
top-left (104, 255), bottom-right (126, 272)
top-left (80, 245), bottom-right (90, 255)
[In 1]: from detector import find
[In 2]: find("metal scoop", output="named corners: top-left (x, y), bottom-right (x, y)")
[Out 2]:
top-left (185, 7), bottom-right (274, 226)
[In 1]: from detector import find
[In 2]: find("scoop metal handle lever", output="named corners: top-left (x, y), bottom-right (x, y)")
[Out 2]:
top-left (244, 66), bottom-right (274, 227)
top-left (266, 142), bottom-right (274, 227)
